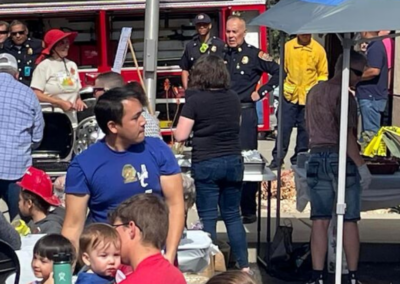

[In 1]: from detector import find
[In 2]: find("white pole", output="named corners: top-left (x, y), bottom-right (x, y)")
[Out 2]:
top-left (335, 33), bottom-right (352, 284)
top-left (143, 0), bottom-right (160, 113)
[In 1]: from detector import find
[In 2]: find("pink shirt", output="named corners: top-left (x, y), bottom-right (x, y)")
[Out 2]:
top-left (382, 38), bottom-right (395, 69)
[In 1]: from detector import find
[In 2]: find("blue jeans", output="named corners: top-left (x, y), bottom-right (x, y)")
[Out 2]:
top-left (192, 155), bottom-right (249, 268)
top-left (0, 179), bottom-right (21, 220)
top-left (306, 151), bottom-right (361, 221)
top-left (359, 98), bottom-right (387, 134)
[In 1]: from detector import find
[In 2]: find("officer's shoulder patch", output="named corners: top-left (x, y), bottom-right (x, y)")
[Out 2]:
top-left (258, 51), bottom-right (273, 62)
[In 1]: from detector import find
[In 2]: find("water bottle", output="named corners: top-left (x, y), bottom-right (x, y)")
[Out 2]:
top-left (53, 253), bottom-right (72, 284)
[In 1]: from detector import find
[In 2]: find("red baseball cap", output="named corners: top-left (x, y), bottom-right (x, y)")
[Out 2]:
top-left (17, 167), bottom-right (61, 206)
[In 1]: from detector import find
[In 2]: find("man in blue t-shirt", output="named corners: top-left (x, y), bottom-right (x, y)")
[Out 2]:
top-left (356, 31), bottom-right (389, 135)
top-left (61, 86), bottom-right (185, 265)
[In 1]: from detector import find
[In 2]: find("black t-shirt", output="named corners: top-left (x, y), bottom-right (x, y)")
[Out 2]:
top-left (181, 89), bottom-right (241, 163)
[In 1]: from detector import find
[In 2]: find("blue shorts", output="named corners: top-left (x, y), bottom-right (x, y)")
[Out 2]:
top-left (306, 151), bottom-right (361, 222)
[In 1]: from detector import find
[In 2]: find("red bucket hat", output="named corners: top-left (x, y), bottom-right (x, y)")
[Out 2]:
top-left (17, 167), bottom-right (61, 206)
top-left (42, 29), bottom-right (78, 55)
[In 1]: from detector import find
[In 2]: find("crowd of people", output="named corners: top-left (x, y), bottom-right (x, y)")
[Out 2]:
top-left (0, 12), bottom-right (396, 284)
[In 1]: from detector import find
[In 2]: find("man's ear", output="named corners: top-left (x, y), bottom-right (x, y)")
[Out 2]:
top-left (107, 121), bottom-right (118, 135)
top-left (208, 24), bottom-right (212, 30)
top-left (81, 252), bottom-right (91, 267)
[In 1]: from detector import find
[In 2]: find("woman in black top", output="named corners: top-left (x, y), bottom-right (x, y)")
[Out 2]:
top-left (175, 55), bottom-right (249, 271)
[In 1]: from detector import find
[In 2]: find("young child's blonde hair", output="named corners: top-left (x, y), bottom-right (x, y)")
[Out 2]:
top-left (206, 271), bottom-right (256, 284)
top-left (79, 223), bottom-right (121, 264)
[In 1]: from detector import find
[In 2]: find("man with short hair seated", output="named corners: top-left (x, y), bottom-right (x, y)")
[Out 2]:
top-left (110, 194), bottom-right (186, 284)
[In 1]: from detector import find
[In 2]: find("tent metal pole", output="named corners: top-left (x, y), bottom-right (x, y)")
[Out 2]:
top-left (276, 31), bottom-right (285, 230)
top-left (143, 0), bottom-right (160, 112)
top-left (335, 32), bottom-right (352, 284)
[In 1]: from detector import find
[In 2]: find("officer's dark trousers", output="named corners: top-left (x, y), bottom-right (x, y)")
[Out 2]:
top-left (239, 106), bottom-right (259, 216)
top-left (272, 98), bottom-right (309, 165)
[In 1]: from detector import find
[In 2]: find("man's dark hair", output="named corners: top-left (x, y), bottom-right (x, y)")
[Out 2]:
top-left (21, 190), bottom-right (51, 214)
top-left (94, 86), bottom-right (146, 135)
top-left (96, 71), bottom-right (125, 89)
top-left (188, 54), bottom-right (230, 90)
top-left (126, 81), bottom-right (148, 107)
top-left (109, 194), bottom-right (169, 250)
top-left (9, 20), bottom-right (27, 31)
top-left (335, 50), bottom-right (367, 74)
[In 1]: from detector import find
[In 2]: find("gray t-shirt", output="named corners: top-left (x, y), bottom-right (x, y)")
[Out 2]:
top-left (28, 207), bottom-right (65, 234)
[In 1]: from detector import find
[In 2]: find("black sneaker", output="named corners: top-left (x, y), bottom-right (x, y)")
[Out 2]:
top-left (242, 214), bottom-right (257, 224)
top-left (268, 161), bottom-right (279, 170)
top-left (268, 161), bottom-right (285, 170)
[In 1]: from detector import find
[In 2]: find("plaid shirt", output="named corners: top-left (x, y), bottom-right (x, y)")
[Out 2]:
top-left (0, 73), bottom-right (44, 180)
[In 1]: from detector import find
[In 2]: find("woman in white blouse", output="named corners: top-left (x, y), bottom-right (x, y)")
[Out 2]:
top-left (31, 29), bottom-right (86, 127)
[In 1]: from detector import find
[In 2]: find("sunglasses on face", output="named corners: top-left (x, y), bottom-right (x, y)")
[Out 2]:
top-left (11, 30), bottom-right (25, 37)
top-left (350, 68), bottom-right (363, 77)
top-left (0, 31), bottom-right (8, 35)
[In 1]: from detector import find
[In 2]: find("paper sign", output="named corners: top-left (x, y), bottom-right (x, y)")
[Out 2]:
top-left (112, 27), bottom-right (132, 74)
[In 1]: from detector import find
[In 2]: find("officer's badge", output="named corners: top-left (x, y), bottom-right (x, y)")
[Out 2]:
top-left (122, 164), bottom-right (137, 184)
top-left (259, 52), bottom-right (273, 62)
top-left (241, 56), bottom-right (249, 64)
top-left (27, 48), bottom-right (33, 55)
top-left (211, 45), bottom-right (217, 53)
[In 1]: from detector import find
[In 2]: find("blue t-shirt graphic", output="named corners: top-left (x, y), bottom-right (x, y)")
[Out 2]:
top-left (65, 137), bottom-right (181, 223)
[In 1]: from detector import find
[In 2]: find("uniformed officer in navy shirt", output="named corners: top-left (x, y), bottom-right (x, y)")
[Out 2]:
top-left (3, 20), bottom-right (43, 86)
top-left (225, 15), bottom-right (281, 224)
top-left (180, 13), bottom-right (225, 89)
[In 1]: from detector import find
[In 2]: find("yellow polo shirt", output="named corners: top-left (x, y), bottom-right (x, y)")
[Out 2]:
top-left (284, 38), bottom-right (328, 105)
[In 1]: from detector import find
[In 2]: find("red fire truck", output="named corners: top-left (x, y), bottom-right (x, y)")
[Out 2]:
top-left (0, 0), bottom-right (272, 135)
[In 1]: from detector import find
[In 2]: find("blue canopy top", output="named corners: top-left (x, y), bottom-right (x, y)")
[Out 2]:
top-left (250, 0), bottom-right (400, 34)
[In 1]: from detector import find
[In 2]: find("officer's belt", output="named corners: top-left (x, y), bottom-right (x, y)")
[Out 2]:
top-left (241, 103), bottom-right (255, 109)
top-left (310, 146), bottom-right (339, 154)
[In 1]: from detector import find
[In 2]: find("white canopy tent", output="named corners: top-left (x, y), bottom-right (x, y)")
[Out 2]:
top-left (250, 0), bottom-right (400, 283)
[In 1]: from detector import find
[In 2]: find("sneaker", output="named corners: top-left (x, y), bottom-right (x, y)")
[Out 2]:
top-left (268, 161), bottom-right (285, 170)
top-left (241, 267), bottom-right (255, 277)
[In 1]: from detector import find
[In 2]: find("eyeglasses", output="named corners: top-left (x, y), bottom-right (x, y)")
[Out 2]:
top-left (112, 222), bottom-right (142, 232)
top-left (0, 31), bottom-right (8, 35)
top-left (350, 68), bottom-right (364, 77)
top-left (11, 30), bottom-right (25, 37)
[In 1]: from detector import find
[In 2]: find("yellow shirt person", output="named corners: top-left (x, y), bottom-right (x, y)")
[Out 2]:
top-left (284, 36), bottom-right (328, 105)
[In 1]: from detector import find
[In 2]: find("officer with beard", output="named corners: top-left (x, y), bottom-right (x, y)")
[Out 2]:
top-left (180, 13), bottom-right (225, 89)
